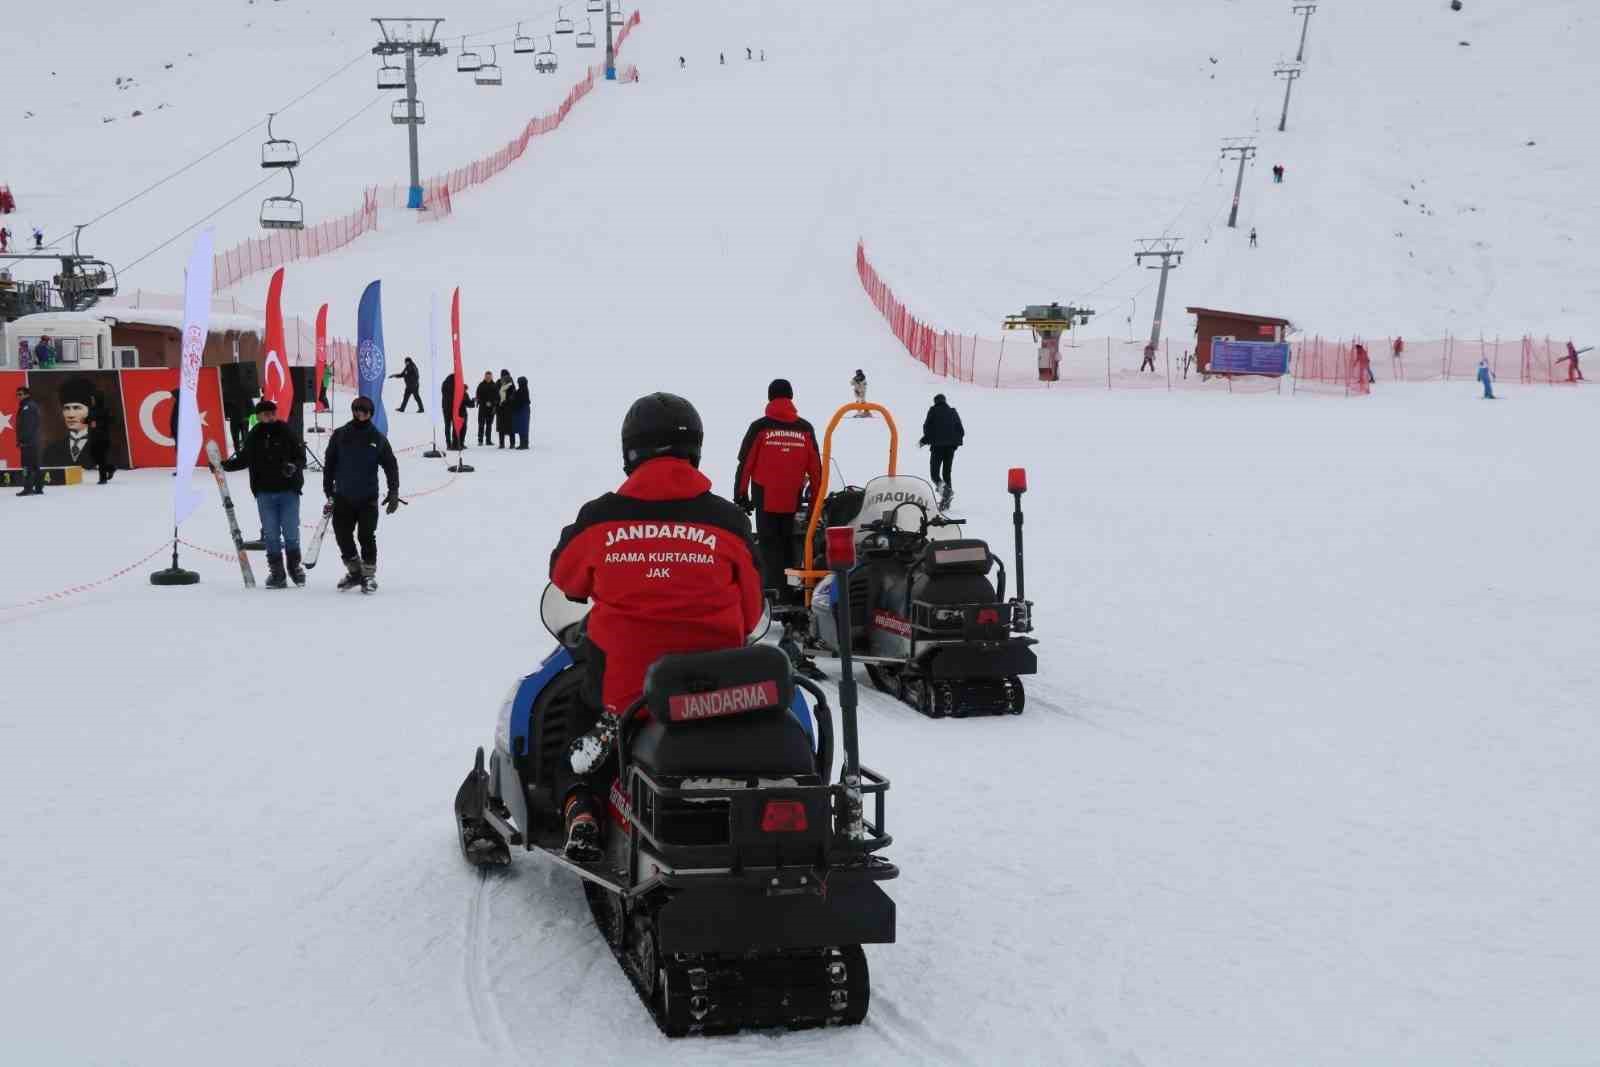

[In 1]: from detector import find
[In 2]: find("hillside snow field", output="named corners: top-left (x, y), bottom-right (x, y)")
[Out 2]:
top-left (3, 2), bottom-right (1598, 1065)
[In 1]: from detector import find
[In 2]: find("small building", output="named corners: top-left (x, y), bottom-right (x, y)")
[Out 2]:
top-left (102, 308), bottom-right (263, 370)
top-left (1185, 307), bottom-right (1292, 375)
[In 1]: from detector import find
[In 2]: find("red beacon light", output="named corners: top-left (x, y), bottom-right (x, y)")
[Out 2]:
top-left (825, 525), bottom-right (856, 569)
top-left (1008, 467), bottom-right (1028, 494)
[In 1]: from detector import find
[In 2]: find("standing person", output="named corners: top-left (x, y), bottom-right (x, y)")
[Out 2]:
top-left (1557, 340), bottom-right (1586, 382)
top-left (13, 384), bottom-right (44, 496)
top-left (544, 393), bottom-right (763, 859)
top-left (34, 334), bottom-right (54, 368)
top-left (440, 371), bottom-right (474, 449)
top-left (221, 399), bottom-right (306, 589)
top-left (734, 378), bottom-right (821, 603)
top-left (720, 52), bottom-right (725, 65)
top-left (1140, 342), bottom-right (1157, 372)
top-left (18, 337), bottom-right (32, 369)
top-left (1249, 227), bottom-right (1258, 248)
top-left (0, 226), bottom-right (9, 252)
top-left (745, 46), bottom-right (752, 60)
top-left (496, 369), bottom-right (516, 448)
top-left (513, 376), bottom-right (532, 450)
top-left (87, 394), bottom-right (117, 484)
top-left (1392, 336), bottom-right (1405, 371)
top-left (1477, 357), bottom-right (1496, 400)
top-left (390, 356), bottom-right (424, 413)
top-left (1354, 342), bottom-right (1374, 384)
top-left (474, 371), bottom-right (498, 446)
top-left (920, 393), bottom-right (964, 505)
top-left (32, 227), bottom-right (44, 251)
top-left (323, 396), bottom-right (400, 593)
top-left (678, 56), bottom-right (685, 69)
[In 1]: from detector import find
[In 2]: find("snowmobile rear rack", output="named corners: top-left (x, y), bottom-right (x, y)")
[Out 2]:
top-left (787, 401), bottom-right (900, 606)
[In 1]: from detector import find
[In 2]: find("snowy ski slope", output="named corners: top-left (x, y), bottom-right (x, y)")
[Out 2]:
top-left (3, 2), bottom-right (1599, 1065)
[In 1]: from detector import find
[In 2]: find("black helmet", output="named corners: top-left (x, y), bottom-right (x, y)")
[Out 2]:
top-left (621, 393), bottom-right (703, 474)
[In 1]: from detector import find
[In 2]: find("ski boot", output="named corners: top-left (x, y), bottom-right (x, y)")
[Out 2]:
top-left (360, 563), bottom-right (378, 594)
top-left (561, 794), bottom-right (604, 863)
top-left (285, 548), bottom-right (306, 587)
top-left (938, 483), bottom-right (954, 512)
top-left (264, 551), bottom-right (288, 590)
top-left (567, 717), bottom-right (619, 775)
top-left (779, 632), bottom-right (828, 680)
top-left (336, 557), bottom-right (363, 592)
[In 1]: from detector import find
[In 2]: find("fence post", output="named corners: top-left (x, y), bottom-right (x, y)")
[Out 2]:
top-left (1106, 337), bottom-right (1112, 390)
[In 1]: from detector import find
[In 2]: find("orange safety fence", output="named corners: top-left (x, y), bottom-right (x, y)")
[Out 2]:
top-left (211, 11), bottom-right (642, 293)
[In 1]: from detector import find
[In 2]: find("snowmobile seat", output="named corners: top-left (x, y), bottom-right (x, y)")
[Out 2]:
top-left (630, 647), bottom-right (818, 779)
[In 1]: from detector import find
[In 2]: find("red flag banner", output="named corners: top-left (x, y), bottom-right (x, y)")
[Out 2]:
top-left (261, 267), bottom-right (292, 415)
top-left (120, 367), bottom-right (228, 468)
top-left (451, 287), bottom-right (466, 439)
top-left (313, 303), bottom-right (329, 413)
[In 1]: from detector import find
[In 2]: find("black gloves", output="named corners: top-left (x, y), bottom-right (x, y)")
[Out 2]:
top-left (735, 493), bottom-right (753, 514)
top-left (384, 491), bottom-right (400, 515)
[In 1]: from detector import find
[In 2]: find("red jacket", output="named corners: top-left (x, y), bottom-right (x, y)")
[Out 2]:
top-left (549, 458), bottom-right (764, 715)
top-left (734, 399), bottom-right (822, 514)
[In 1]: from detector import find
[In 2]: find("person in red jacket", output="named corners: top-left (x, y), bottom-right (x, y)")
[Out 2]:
top-left (548, 392), bottom-right (764, 859)
top-left (734, 378), bottom-right (822, 605)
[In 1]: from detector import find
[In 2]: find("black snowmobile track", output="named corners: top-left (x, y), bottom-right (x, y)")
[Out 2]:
top-left (583, 883), bottom-right (871, 1037)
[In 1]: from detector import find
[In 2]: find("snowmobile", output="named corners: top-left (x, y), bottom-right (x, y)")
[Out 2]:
top-left (453, 574), bottom-right (897, 1037)
top-left (779, 402), bottom-right (1036, 718)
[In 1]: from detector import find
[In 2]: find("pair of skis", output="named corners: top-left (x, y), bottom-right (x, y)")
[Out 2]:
top-left (203, 441), bottom-right (334, 588)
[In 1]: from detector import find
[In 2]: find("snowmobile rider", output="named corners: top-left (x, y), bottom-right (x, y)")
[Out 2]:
top-left (548, 393), bottom-right (764, 860)
top-left (221, 398), bottom-right (306, 588)
top-left (323, 396), bottom-right (400, 593)
top-left (734, 378), bottom-right (822, 604)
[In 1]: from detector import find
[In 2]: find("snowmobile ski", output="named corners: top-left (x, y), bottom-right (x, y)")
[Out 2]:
top-left (204, 440), bottom-right (256, 589)
top-left (302, 505), bottom-right (334, 569)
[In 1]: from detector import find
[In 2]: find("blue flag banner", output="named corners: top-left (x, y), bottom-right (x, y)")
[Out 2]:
top-left (356, 280), bottom-right (389, 434)
top-left (1211, 339), bottom-right (1290, 376)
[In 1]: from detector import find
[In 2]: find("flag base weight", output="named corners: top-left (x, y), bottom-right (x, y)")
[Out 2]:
top-left (424, 448), bottom-right (445, 458)
top-left (150, 566), bottom-right (200, 587)
top-left (307, 426), bottom-right (328, 434)
top-left (448, 463), bottom-right (475, 473)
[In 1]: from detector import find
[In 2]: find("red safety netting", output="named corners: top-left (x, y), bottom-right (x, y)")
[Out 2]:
top-left (211, 12), bottom-right (642, 294)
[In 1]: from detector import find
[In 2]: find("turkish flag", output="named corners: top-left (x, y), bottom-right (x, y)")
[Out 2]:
top-left (451, 287), bottom-right (465, 440)
top-left (261, 268), bottom-right (292, 416)
top-left (0, 369), bottom-right (25, 469)
top-left (120, 367), bottom-right (228, 468)
top-left (313, 303), bottom-right (329, 412)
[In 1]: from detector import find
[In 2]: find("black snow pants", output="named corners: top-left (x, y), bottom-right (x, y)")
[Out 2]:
top-left (332, 495), bottom-right (380, 565)
top-left (398, 383), bottom-right (424, 412)
top-left (754, 508), bottom-right (798, 602)
top-left (477, 406), bottom-right (494, 445)
top-left (929, 446), bottom-right (956, 488)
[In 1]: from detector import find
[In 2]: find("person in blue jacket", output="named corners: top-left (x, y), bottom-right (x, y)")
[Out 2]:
top-left (1477, 358), bottom-right (1495, 399)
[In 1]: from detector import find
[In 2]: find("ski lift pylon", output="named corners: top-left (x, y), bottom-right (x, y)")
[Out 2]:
top-left (555, 6), bottom-right (575, 34)
top-left (260, 113), bottom-right (300, 169)
top-left (514, 22), bottom-right (535, 53)
top-left (576, 17), bottom-right (597, 48)
top-left (475, 45), bottom-right (502, 86)
top-left (260, 169), bottom-right (304, 230)
top-left (456, 36), bottom-right (482, 73)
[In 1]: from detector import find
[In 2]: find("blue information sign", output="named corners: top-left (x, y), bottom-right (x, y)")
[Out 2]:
top-left (1210, 339), bottom-right (1290, 376)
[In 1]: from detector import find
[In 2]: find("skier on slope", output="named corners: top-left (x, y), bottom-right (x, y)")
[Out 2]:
top-left (221, 399), bottom-right (306, 588)
top-left (734, 378), bottom-right (822, 604)
top-left (920, 393), bottom-right (965, 507)
top-left (389, 357), bottom-right (424, 413)
top-left (323, 396), bottom-right (400, 593)
top-left (547, 393), bottom-right (764, 860)
top-left (1556, 340), bottom-right (1586, 382)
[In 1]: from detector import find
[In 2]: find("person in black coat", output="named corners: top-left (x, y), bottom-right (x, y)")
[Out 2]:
top-left (474, 371), bottom-right (498, 446)
top-left (440, 372), bottom-right (476, 450)
top-left (495, 369), bottom-right (516, 448)
top-left (919, 393), bottom-right (965, 492)
top-left (512, 376), bottom-right (532, 449)
top-left (323, 396), bottom-right (400, 592)
top-left (13, 384), bottom-right (45, 496)
top-left (390, 356), bottom-right (424, 412)
top-left (87, 394), bottom-right (117, 484)
top-left (222, 399), bottom-right (306, 587)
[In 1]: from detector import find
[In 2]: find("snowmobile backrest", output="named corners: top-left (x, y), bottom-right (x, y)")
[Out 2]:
top-left (920, 539), bottom-right (993, 576)
top-left (644, 645), bottom-right (795, 726)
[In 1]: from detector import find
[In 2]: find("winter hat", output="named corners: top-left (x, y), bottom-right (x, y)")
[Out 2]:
top-left (767, 378), bottom-right (793, 400)
top-left (58, 377), bottom-right (96, 408)
top-left (934, 393), bottom-right (947, 405)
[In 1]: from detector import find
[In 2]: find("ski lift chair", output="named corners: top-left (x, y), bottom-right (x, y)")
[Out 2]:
top-left (555, 6), bottom-right (575, 34)
top-left (391, 99), bottom-right (426, 124)
top-left (576, 18), bottom-right (597, 48)
top-left (535, 38), bottom-right (559, 74)
top-left (377, 62), bottom-right (405, 90)
top-left (514, 22), bottom-right (535, 53)
top-left (260, 171), bottom-right (304, 230)
top-left (475, 46), bottom-right (503, 86)
top-left (456, 37), bottom-right (482, 73)
top-left (260, 114), bottom-right (299, 169)
top-left (586, 0), bottom-right (603, 11)
top-left (608, 3), bottom-right (623, 27)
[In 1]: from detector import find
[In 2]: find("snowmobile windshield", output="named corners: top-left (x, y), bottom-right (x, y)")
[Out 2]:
top-left (539, 582), bottom-right (772, 644)
top-left (853, 475), bottom-right (963, 541)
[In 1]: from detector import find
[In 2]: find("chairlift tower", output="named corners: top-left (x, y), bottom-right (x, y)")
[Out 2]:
top-left (604, 0), bottom-right (618, 80)
top-left (1292, 3), bottom-right (1318, 63)
top-left (1274, 63), bottom-right (1304, 132)
top-left (1003, 302), bottom-right (1095, 382)
top-left (372, 18), bottom-right (446, 210)
top-left (1220, 137), bottom-right (1257, 229)
top-left (1134, 239), bottom-right (1183, 354)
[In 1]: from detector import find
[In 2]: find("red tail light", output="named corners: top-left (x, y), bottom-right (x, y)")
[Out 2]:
top-left (825, 525), bottom-right (855, 569)
top-left (1008, 467), bottom-right (1028, 494)
top-left (761, 800), bottom-right (809, 833)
